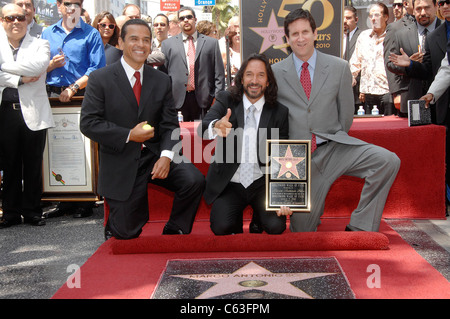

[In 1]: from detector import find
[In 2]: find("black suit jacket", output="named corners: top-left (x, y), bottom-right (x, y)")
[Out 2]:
top-left (407, 22), bottom-right (449, 124)
top-left (199, 90), bottom-right (289, 204)
top-left (80, 61), bottom-right (179, 201)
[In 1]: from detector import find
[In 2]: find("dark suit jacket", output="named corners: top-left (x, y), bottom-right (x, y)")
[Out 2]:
top-left (104, 44), bottom-right (122, 65)
top-left (199, 90), bottom-right (289, 204)
top-left (407, 22), bottom-right (449, 124)
top-left (161, 31), bottom-right (225, 110)
top-left (346, 27), bottom-right (362, 104)
top-left (80, 61), bottom-right (179, 201)
top-left (385, 19), bottom-right (442, 113)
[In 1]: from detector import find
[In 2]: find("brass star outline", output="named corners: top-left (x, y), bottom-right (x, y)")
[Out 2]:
top-left (272, 145), bottom-right (305, 179)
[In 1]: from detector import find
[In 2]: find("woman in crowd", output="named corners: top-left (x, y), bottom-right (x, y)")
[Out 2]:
top-left (92, 11), bottom-right (122, 65)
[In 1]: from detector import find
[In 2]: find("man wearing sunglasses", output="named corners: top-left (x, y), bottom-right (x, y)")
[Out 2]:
top-left (41, 0), bottom-right (105, 218)
top-left (0, 4), bottom-right (55, 228)
top-left (162, 6), bottom-right (225, 121)
top-left (13, 0), bottom-right (43, 38)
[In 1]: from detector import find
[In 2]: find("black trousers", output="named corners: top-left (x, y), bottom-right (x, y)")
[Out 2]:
top-left (209, 177), bottom-right (286, 235)
top-left (105, 149), bottom-right (205, 239)
top-left (363, 93), bottom-right (395, 116)
top-left (0, 103), bottom-right (46, 221)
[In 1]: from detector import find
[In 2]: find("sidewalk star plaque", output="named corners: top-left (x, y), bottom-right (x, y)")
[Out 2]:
top-left (266, 140), bottom-right (311, 212)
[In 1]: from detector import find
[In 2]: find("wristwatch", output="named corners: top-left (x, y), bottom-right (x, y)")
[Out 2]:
top-left (68, 83), bottom-right (80, 93)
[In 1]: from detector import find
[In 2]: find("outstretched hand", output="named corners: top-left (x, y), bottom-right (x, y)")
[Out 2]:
top-left (213, 108), bottom-right (233, 137)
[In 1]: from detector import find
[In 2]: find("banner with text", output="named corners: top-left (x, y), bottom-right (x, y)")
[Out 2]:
top-left (241, 0), bottom-right (344, 64)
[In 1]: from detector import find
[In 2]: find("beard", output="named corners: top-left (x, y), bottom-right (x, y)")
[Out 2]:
top-left (243, 83), bottom-right (266, 101)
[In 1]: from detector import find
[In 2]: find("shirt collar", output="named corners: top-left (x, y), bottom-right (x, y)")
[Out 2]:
top-left (182, 31), bottom-right (198, 42)
top-left (243, 94), bottom-right (265, 113)
top-left (120, 56), bottom-right (144, 84)
top-left (55, 17), bottom-right (83, 33)
top-left (417, 19), bottom-right (437, 35)
top-left (293, 49), bottom-right (317, 74)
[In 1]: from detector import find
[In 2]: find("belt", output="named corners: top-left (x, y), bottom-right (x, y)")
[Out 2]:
top-left (316, 141), bottom-right (329, 148)
top-left (1, 101), bottom-right (21, 110)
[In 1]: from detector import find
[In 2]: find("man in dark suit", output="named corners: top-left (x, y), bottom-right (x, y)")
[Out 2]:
top-left (385, 0), bottom-right (441, 116)
top-left (80, 19), bottom-right (205, 240)
top-left (162, 6), bottom-right (225, 121)
top-left (199, 54), bottom-right (288, 235)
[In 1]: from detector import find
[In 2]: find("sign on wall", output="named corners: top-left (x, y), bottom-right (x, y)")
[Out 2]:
top-left (241, 0), bottom-right (344, 64)
top-left (161, 0), bottom-right (181, 11)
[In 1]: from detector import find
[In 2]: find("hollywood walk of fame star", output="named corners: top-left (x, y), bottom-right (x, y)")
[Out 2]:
top-left (272, 145), bottom-right (305, 179)
top-left (171, 261), bottom-right (336, 299)
top-left (249, 10), bottom-right (288, 55)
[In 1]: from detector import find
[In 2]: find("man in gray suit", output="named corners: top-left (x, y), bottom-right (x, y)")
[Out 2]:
top-left (13, 0), bottom-right (42, 38)
top-left (273, 9), bottom-right (401, 232)
top-left (161, 6), bottom-right (225, 121)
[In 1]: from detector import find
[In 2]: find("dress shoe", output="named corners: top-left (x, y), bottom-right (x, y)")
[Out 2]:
top-left (24, 216), bottom-right (46, 226)
top-left (345, 224), bottom-right (364, 231)
top-left (162, 224), bottom-right (184, 235)
top-left (0, 218), bottom-right (22, 229)
top-left (104, 223), bottom-right (113, 241)
top-left (249, 221), bottom-right (263, 233)
top-left (73, 207), bottom-right (93, 218)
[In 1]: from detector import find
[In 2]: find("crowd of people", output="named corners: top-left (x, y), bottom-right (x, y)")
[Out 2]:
top-left (0, 0), bottom-right (448, 240)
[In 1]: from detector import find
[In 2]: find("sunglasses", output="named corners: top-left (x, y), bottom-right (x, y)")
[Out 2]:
top-left (99, 23), bottom-right (115, 29)
top-left (438, 0), bottom-right (449, 6)
top-left (3, 15), bottom-right (26, 23)
top-left (393, 3), bottom-right (403, 8)
top-left (153, 23), bottom-right (167, 27)
top-left (179, 14), bottom-right (194, 22)
top-left (63, 2), bottom-right (81, 8)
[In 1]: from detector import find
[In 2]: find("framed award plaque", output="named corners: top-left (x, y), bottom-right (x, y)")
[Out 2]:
top-left (265, 140), bottom-right (311, 212)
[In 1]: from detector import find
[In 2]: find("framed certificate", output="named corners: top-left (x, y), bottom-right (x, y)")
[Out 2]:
top-left (265, 140), bottom-right (311, 212)
top-left (42, 98), bottom-right (99, 201)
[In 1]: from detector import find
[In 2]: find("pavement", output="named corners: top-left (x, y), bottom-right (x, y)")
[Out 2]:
top-left (0, 202), bottom-right (449, 299)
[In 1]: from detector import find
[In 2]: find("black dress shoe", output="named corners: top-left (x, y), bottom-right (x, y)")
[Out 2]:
top-left (249, 221), bottom-right (263, 233)
top-left (104, 223), bottom-right (113, 241)
top-left (73, 207), bottom-right (93, 218)
top-left (345, 224), bottom-right (364, 231)
top-left (162, 224), bottom-right (184, 235)
top-left (0, 218), bottom-right (22, 229)
top-left (24, 216), bottom-right (46, 226)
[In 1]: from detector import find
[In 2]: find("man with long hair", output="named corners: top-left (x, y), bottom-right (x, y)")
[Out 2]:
top-left (199, 54), bottom-right (289, 235)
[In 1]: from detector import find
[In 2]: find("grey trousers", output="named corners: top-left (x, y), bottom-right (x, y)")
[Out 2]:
top-left (290, 141), bottom-right (401, 232)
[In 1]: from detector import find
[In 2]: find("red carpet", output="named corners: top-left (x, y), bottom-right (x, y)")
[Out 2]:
top-left (52, 218), bottom-right (450, 299)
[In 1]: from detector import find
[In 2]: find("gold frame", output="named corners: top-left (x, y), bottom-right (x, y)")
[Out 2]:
top-left (265, 139), bottom-right (311, 212)
top-left (42, 97), bottom-right (99, 201)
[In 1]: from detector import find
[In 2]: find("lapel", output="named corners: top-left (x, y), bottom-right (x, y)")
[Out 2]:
top-left (16, 33), bottom-right (33, 61)
top-left (435, 24), bottom-right (447, 55)
top-left (281, 55), bottom-right (309, 104)
top-left (138, 65), bottom-right (154, 117)
top-left (309, 51), bottom-right (329, 105)
top-left (113, 62), bottom-right (139, 111)
top-left (195, 32), bottom-right (205, 61)
top-left (406, 23), bottom-right (419, 51)
top-left (176, 33), bottom-right (188, 68)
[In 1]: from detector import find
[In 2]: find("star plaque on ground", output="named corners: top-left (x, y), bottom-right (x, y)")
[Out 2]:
top-left (266, 140), bottom-right (311, 212)
top-left (152, 258), bottom-right (355, 299)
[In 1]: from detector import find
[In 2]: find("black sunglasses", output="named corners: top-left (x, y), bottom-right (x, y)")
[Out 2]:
top-left (438, 0), bottom-right (449, 6)
top-left (393, 3), bottom-right (403, 8)
top-left (63, 2), bottom-right (81, 8)
top-left (4, 15), bottom-right (26, 23)
top-left (99, 23), bottom-right (115, 29)
top-left (179, 14), bottom-right (194, 22)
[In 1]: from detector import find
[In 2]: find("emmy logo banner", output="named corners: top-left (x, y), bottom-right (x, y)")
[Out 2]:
top-left (266, 140), bottom-right (311, 212)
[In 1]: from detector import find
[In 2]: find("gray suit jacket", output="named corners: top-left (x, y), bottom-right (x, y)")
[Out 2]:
top-left (272, 51), bottom-right (366, 146)
top-left (161, 31), bottom-right (225, 110)
top-left (28, 21), bottom-right (43, 38)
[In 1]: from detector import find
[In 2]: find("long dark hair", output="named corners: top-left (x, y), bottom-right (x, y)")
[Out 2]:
top-left (229, 53), bottom-right (278, 105)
